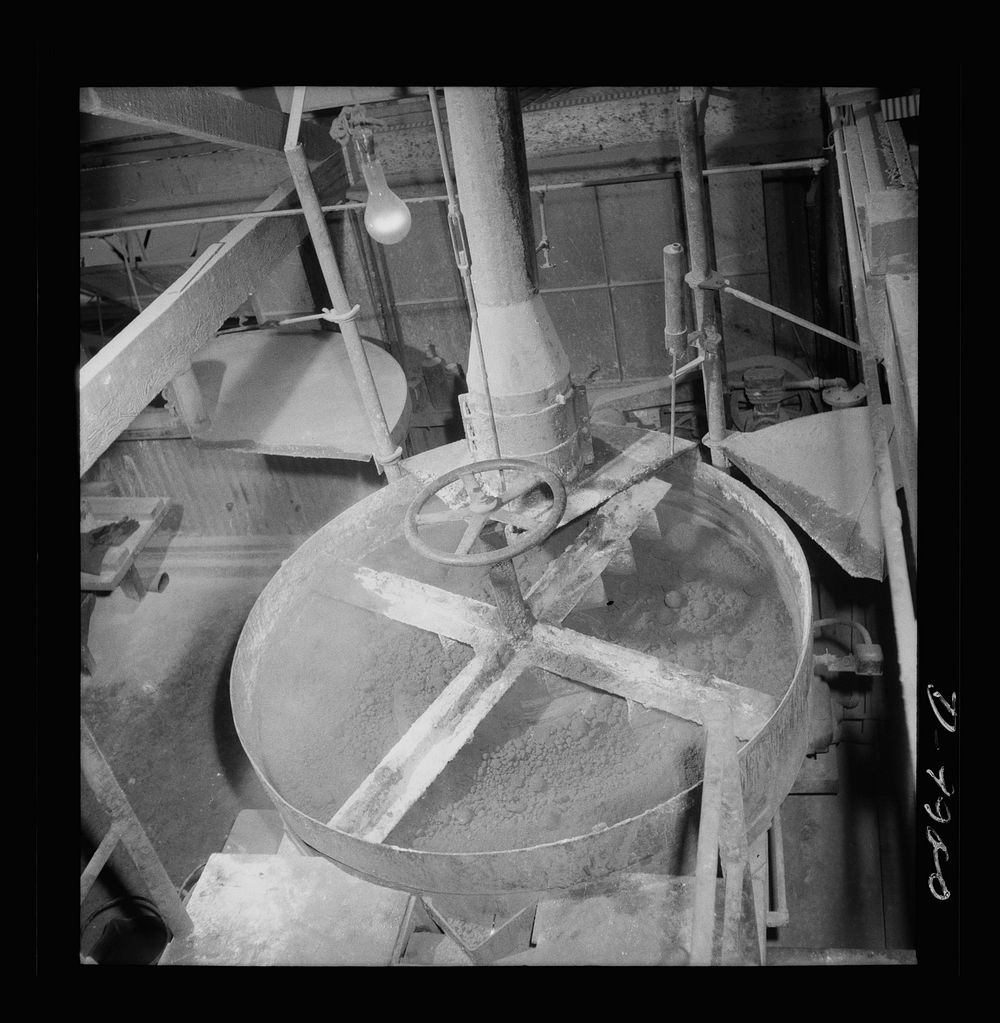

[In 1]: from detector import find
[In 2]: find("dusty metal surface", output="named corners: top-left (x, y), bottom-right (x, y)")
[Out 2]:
top-left (159, 853), bottom-right (410, 966)
top-left (445, 87), bottom-right (588, 481)
top-left (190, 328), bottom-right (410, 460)
top-left (719, 409), bottom-right (884, 580)
top-left (231, 424), bottom-right (812, 898)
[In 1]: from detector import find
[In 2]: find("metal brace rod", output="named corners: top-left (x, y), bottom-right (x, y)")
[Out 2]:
top-left (692, 270), bottom-right (862, 353)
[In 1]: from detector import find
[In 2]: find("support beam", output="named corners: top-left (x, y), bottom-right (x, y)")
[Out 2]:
top-left (559, 430), bottom-right (696, 526)
top-left (715, 708), bottom-right (753, 965)
top-left (81, 718), bottom-right (193, 938)
top-left (80, 87), bottom-right (336, 163)
top-left (529, 622), bottom-right (777, 741)
top-left (79, 153), bottom-right (348, 476)
top-left (312, 561), bottom-right (499, 648)
top-left (525, 477), bottom-right (671, 623)
top-left (327, 647), bottom-right (528, 841)
top-left (689, 707), bottom-right (727, 965)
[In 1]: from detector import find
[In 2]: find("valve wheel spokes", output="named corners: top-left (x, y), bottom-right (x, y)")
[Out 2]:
top-left (403, 458), bottom-right (568, 568)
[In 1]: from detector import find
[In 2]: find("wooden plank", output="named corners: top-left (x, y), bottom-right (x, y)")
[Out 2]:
top-left (525, 478), bottom-right (671, 624)
top-left (884, 121), bottom-right (917, 187)
top-left (78, 153), bottom-right (348, 476)
top-left (884, 273), bottom-right (918, 431)
top-left (327, 648), bottom-right (528, 841)
top-left (80, 149), bottom-right (292, 231)
top-left (311, 561), bottom-right (499, 648)
top-left (79, 87), bottom-right (335, 163)
top-left (866, 190), bottom-right (918, 276)
top-left (528, 622), bottom-right (777, 741)
top-left (80, 497), bottom-right (169, 591)
top-left (560, 431), bottom-right (695, 526)
top-left (715, 709), bottom-right (752, 965)
top-left (689, 707), bottom-right (727, 964)
top-left (854, 104), bottom-right (887, 194)
top-left (841, 126), bottom-right (870, 276)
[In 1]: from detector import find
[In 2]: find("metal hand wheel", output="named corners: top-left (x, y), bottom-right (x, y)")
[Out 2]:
top-left (403, 458), bottom-right (567, 568)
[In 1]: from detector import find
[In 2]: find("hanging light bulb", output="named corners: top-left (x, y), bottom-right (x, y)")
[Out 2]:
top-left (354, 129), bottom-right (411, 246)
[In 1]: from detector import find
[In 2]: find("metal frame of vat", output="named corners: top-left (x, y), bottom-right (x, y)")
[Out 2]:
top-left (231, 425), bottom-right (813, 911)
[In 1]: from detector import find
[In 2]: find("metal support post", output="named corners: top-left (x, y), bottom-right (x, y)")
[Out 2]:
top-left (676, 96), bottom-right (730, 470)
top-left (283, 141), bottom-right (403, 480)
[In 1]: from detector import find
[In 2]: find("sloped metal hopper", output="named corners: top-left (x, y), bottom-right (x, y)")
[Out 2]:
top-left (719, 408), bottom-right (885, 580)
top-left (189, 327), bottom-right (410, 460)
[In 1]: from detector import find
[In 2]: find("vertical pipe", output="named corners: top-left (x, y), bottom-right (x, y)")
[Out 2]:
top-left (662, 242), bottom-right (688, 346)
top-left (284, 144), bottom-right (403, 480)
top-left (664, 244), bottom-right (687, 456)
top-left (428, 86), bottom-right (502, 461)
top-left (676, 97), bottom-right (730, 470)
top-left (81, 718), bottom-right (193, 938)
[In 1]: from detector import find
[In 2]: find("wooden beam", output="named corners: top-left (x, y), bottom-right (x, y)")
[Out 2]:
top-left (559, 430), bottom-right (696, 526)
top-left (79, 153), bottom-right (348, 476)
top-left (884, 273), bottom-right (918, 431)
top-left (262, 86), bottom-right (429, 112)
top-left (689, 705), bottom-right (728, 965)
top-left (525, 478), bottom-right (671, 624)
top-left (327, 647), bottom-right (528, 841)
top-left (79, 87), bottom-right (335, 163)
top-left (714, 708), bottom-right (753, 965)
top-left (311, 561), bottom-right (500, 648)
top-left (528, 622), bottom-right (777, 741)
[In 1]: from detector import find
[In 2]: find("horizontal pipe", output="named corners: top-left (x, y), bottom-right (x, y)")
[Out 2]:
top-left (703, 158), bottom-right (826, 176)
top-left (389, 278), bottom-right (672, 309)
top-left (81, 160), bottom-right (824, 241)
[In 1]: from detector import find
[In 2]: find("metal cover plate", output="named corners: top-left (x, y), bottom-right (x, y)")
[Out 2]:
top-left (189, 327), bottom-right (409, 460)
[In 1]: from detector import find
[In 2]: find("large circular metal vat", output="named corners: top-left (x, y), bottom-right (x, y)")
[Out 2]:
top-left (231, 433), bottom-right (812, 897)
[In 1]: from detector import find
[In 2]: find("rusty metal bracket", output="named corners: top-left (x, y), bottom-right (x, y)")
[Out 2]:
top-left (689, 269), bottom-right (729, 292)
top-left (814, 644), bottom-right (883, 677)
top-left (700, 326), bottom-right (722, 355)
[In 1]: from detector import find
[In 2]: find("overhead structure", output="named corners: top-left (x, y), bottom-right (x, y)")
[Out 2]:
top-left (220, 88), bottom-right (816, 965)
top-left (78, 153), bottom-right (349, 476)
top-left (187, 328), bottom-right (410, 460)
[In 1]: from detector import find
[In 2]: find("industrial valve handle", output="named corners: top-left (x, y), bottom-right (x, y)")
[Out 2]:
top-left (403, 458), bottom-right (567, 568)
